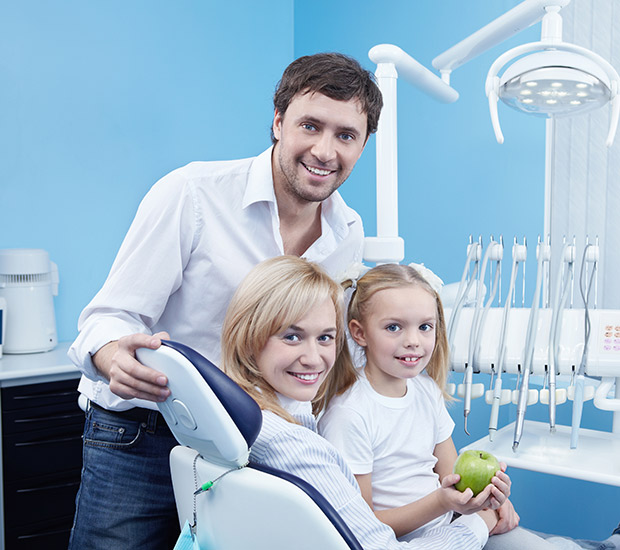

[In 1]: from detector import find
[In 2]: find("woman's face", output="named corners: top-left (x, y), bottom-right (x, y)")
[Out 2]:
top-left (255, 298), bottom-right (338, 402)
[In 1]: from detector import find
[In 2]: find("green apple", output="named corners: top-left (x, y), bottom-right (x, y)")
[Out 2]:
top-left (453, 449), bottom-right (500, 496)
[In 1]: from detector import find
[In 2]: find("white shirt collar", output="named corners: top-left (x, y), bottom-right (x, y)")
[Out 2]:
top-left (242, 146), bottom-right (358, 241)
top-left (242, 147), bottom-right (276, 209)
top-left (276, 392), bottom-right (313, 416)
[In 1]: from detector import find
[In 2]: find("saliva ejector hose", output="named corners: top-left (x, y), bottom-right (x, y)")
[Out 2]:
top-left (570, 241), bottom-right (598, 449)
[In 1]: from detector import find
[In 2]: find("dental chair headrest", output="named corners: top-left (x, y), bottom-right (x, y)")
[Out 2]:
top-left (137, 340), bottom-right (262, 466)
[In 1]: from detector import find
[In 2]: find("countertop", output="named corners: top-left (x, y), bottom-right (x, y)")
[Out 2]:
top-left (0, 342), bottom-right (80, 387)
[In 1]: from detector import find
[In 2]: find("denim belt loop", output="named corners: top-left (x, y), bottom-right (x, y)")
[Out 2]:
top-left (145, 409), bottom-right (161, 434)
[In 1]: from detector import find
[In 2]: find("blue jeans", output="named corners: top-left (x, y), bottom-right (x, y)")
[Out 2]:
top-left (68, 404), bottom-right (180, 550)
top-left (485, 527), bottom-right (620, 550)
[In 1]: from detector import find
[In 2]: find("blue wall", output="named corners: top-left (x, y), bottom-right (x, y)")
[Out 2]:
top-left (1, 0), bottom-right (617, 543)
top-left (0, 0), bottom-right (294, 342)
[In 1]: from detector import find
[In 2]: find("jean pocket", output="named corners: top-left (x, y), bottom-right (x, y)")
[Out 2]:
top-left (84, 408), bottom-right (143, 450)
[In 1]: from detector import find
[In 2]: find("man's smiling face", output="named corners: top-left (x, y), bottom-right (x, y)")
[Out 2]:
top-left (272, 91), bottom-right (367, 205)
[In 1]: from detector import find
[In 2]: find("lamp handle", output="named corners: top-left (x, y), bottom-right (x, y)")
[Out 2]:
top-left (487, 78), bottom-right (504, 144)
top-left (606, 91), bottom-right (619, 148)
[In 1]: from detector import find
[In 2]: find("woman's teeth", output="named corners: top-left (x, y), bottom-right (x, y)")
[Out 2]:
top-left (290, 372), bottom-right (319, 381)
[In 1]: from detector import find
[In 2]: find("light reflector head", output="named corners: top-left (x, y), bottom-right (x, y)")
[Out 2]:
top-left (499, 50), bottom-right (611, 117)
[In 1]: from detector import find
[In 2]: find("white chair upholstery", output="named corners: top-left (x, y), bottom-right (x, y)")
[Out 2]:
top-left (137, 341), bottom-right (362, 550)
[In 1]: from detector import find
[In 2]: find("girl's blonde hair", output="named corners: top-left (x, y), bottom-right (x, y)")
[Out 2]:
top-left (221, 256), bottom-right (357, 423)
top-left (344, 263), bottom-right (451, 399)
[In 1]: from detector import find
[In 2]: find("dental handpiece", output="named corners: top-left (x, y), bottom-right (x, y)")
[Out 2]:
top-left (570, 372), bottom-right (585, 449)
top-left (463, 363), bottom-right (473, 435)
top-left (549, 271), bottom-right (568, 433)
top-left (513, 366), bottom-right (530, 452)
top-left (488, 376), bottom-right (502, 442)
top-left (488, 276), bottom-right (516, 439)
top-left (460, 240), bottom-right (483, 436)
top-left (549, 372), bottom-right (557, 433)
top-left (548, 242), bottom-right (571, 433)
top-left (513, 238), bottom-right (537, 452)
top-left (490, 241), bottom-right (523, 440)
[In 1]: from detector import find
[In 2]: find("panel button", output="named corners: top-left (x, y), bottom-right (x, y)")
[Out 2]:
top-left (171, 399), bottom-right (197, 430)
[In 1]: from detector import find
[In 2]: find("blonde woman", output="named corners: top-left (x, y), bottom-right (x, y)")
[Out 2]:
top-left (221, 256), bottom-right (499, 550)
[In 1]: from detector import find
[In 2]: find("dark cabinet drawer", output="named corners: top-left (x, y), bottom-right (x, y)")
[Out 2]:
top-left (3, 422), bottom-right (83, 480)
top-left (4, 470), bottom-right (81, 529)
top-left (5, 516), bottom-right (74, 550)
top-left (2, 379), bottom-right (80, 411)
top-left (2, 404), bottom-right (84, 435)
top-left (2, 378), bottom-right (84, 549)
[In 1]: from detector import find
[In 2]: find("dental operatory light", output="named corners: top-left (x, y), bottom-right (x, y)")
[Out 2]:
top-left (476, 3), bottom-right (620, 146)
top-left (498, 51), bottom-right (612, 118)
top-left (365, 0), bottom-right (619, 266)
top-left (369, 0), bottom-right (619, 147)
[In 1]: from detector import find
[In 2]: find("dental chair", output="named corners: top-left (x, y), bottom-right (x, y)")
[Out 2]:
top-left (136, 340), bottom-right (362, 550)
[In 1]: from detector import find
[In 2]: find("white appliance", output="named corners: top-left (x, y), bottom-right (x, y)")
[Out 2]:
top-left (0, 249), bottom-right (59, 354)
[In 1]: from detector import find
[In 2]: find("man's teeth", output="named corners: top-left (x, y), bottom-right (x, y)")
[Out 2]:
top-left (306, 165), bottom-right (332, 176)
top-left (291, 372), bottom-right (319, 381)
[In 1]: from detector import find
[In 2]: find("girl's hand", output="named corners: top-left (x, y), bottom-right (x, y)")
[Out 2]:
top-left (437, 474), bottom-right (497, 515)
top-left (489, 499), bottom-right (520, 535)
top-left (487, 464), bottom-right (511, 510)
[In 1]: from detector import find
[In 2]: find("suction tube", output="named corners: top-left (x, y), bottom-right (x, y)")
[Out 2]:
top-left (513, 239), bottom-right (546, 451)
top-left (570, 244), bottom-right (597, 449)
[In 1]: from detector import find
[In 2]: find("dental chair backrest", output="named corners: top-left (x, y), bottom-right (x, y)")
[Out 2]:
top-left (136, 341), bottom-right (363, 550)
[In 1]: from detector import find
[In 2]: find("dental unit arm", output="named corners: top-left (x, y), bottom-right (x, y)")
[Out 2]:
top-left (364, 45), bottom-right (458, 265)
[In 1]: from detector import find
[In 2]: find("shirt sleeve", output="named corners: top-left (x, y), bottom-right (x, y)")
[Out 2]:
top-left (255, 426), bottom-right (487, 550)
top-left (318, 404), bottom-right (374, 475)
top-left (435, 396), bottom-right (455, 445)
top-left (68, 171), bottom-right (198, 378)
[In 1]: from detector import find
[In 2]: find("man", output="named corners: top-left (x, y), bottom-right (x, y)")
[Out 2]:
top-left (67, 52), bottom-right (383, 549)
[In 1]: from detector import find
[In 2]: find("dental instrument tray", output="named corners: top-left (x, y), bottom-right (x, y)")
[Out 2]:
top-left (461, 420), bottom-right (620, 487)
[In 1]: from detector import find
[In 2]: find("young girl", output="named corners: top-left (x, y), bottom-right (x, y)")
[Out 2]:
top-left (318, 263), bottom-right (590, 550)
top-left (318, 263), bottom-right (513, 541)
top-left (220, 255), bottom-right (499, 550)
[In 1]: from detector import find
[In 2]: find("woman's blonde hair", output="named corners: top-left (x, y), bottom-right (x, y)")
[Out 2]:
top-left (344, 263), bottom-right (451, 399)
top-left (221, 256), bottom-right (357, 423)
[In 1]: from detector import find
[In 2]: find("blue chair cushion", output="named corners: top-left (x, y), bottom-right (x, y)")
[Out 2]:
top-left (161, 340), bottom-right (262, 449)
